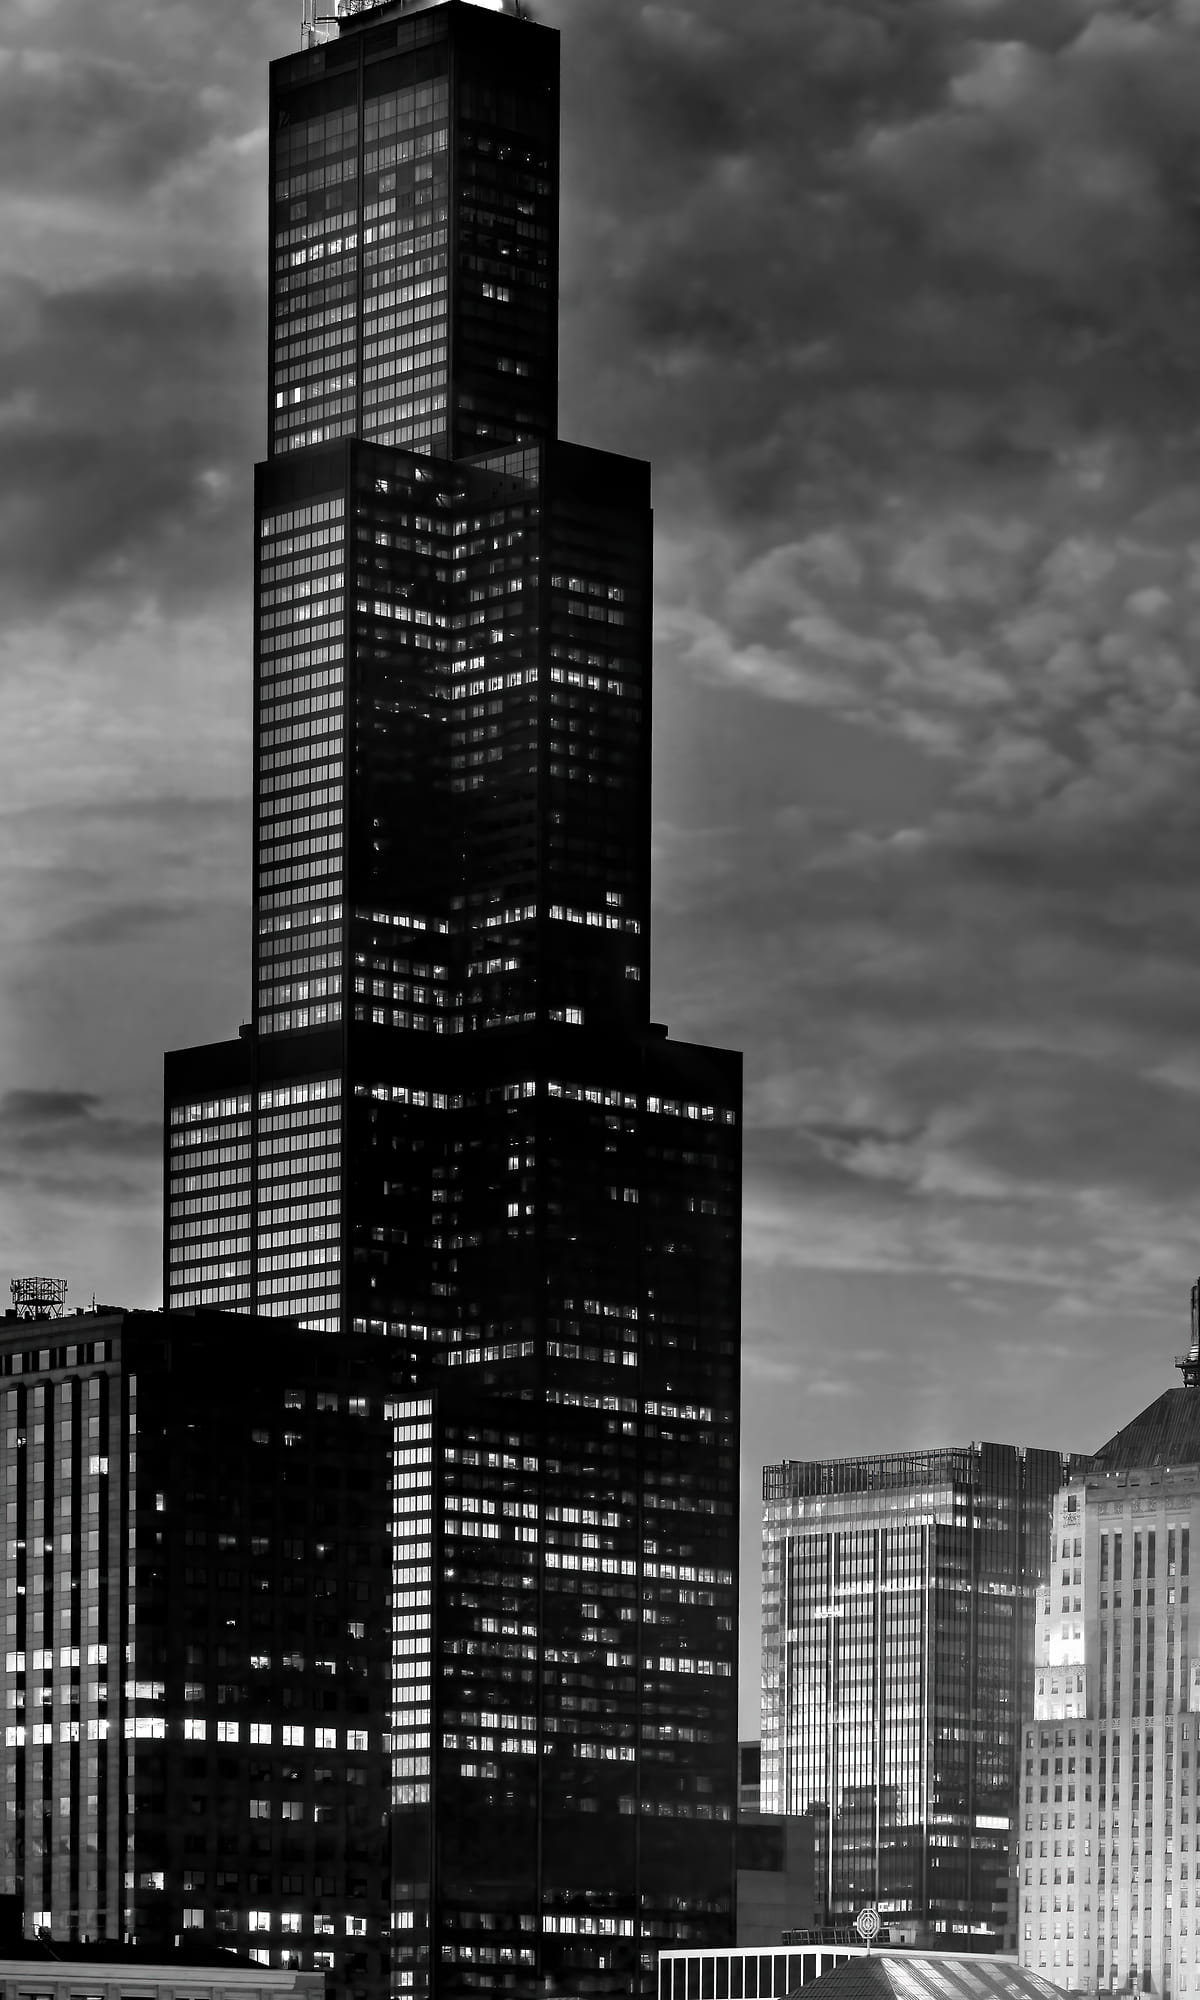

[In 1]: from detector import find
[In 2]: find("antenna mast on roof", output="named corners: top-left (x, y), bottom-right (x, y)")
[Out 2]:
top-left (1177, 1280), bottom-right (1200, 1388)
top-left (301, 0), bottom-right (341, 48)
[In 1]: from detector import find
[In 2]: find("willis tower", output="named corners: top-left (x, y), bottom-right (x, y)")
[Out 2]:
top-left (165, 0), bottom-right (742, 1991)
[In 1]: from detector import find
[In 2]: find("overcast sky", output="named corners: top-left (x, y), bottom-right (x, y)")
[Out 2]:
top-left (5, 0), bottom-right (1200, 1727)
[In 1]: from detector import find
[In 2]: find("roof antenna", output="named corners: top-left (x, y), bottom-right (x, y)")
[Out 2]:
top-left (1178, 1279), bottom-right (1200, 1388)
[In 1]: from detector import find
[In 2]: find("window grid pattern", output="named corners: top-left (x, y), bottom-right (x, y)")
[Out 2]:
top-left (167, 1095), bottom-right (253, 1311)
top-left (1019, 1468), bottom-right (1200, 1998)
top-left (254, 1079), bottom-right (344, 1331)
top-left (255, 497), bottom-right (347, 1039)
top-left (271, 104), bottom-right (360, 454)
top-left (762, 1447), bottom-right (1068, 1948)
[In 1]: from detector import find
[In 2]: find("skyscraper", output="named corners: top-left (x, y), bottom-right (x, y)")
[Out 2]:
top-left (0, 1309), bottom-right (397, 1989)
top-left (162, 1), bottom-right (742, 1994)
top-left (1018, 1296), bottom-right (1200, 1999)
top-left (760, 1443), bottom-right (1075, 1951)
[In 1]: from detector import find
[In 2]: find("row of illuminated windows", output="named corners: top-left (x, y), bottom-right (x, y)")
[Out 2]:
top-left (257, 1155), bottom-right (341, 1185)
top-left (172, 1284), bottom-right (250, 1306)
top-left (260, 1005), bottom-right (342, 1035)
top-left (274, 376), bottom-right (355, 411)
top-left (259, 955), bottom-right (340, 987)
top-left (171, 1095), bottom-right (251, 1128)
top-left (274, 210), bottom-right (359, 261)
top-left (260, 497), bottom-right (344, 542)
top-left (167, 1257), bottom-right (250, 1281)
top-left (259, 554), bottom-right (343, 593)
top-left (169, 1142), bottom-right (250, 1171)
top-left (274, 154), bottom-right (359, 203)
top-left (363, 129), bottom-right (450, 174)
top-left (179, 1719), bottom-right (369, 1748)
top-left (363, 363), bottom-right (446, 400)
top-left (364, 334), bottom-right (447, 372)
top-left (259, 745), bottom-right (346, 780)
top-left (260, 860), bottom-right (342, 892)
top-left (258, 981), bottom-right (341, 1010)
top-left (259, 798), bottom-right (342, 832)
top-left (168, 1229), bottom-right (252, 1257)
top-left (258, 650), bottom-right (344, 695)
top-left (170, 1195), bottom-right (251, 1220)
top-left (171, 1168), bottom-right (251, 1193)
top-left (170, 1119), bottom-right (251, 1152)
top-left (258, 1106), bottom-right (340, 1140)
top-left (275, 398), bottom-right (356, 435)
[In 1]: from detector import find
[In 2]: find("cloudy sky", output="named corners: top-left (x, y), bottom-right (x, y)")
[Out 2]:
top-left (5, 0), bottom-right (1200, 1725)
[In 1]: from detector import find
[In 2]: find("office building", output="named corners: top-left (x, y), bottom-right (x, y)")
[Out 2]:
top-left (1017, 1295), bottom-right (1200, 1998)
top-left (0, 1298), bottom-right (739, 1998)
top-left (733, 1808), bottom-right (814, 1948)
top-left (761, 1444), bottom-right (1076, 1950)
top-left (0, 1310), bottom-right (399, 1990)
top-left (158, 8), bottom-right (741, 1992)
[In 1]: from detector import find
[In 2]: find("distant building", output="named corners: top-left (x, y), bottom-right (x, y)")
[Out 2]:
top-left (761, 1443), bottom-right (1077, 1950)
top-left (735, 1807), bottom-right (814, 1946)
top-left (739, 1742), bottom-right (762, 1816)
top-left (1018, 1290), bottom-right (1200, 1997)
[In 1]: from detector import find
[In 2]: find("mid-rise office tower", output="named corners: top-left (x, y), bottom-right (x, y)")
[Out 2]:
top-left (0, 1311), bottom-right (396, 1987)
top-left (1018, 1293), bottom-right (1200, 1999)
top-left (761, 1444), bottom-right (1075, 1950)
top-left (163, 2), bottom-right (742, 1996)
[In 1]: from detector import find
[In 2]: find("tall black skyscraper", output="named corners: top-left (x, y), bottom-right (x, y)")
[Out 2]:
top-left (163, 2), bottom-right (742, 1995)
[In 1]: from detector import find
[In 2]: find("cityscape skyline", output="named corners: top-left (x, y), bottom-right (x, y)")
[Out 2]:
top-left (7, 0), bottom-right (1200, 1738)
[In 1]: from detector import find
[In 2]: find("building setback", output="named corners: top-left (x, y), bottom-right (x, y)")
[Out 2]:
top-left (1018, 1300), bottom-right (1200, 1998)
top-left (761, 1444), bottom-right (1076, 1950)
top-left (157, 1), bottom-right (742, 1996)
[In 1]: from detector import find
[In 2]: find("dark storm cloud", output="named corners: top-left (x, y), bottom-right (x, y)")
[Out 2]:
top-left (535, 0), bottom-right (1200, 1344)
top-left (0, 48), bottom-right (216, 196)
top-left (0, 270), bottom-right (257, 615)
top-left (0, 1086), bottom-right (159, 1174)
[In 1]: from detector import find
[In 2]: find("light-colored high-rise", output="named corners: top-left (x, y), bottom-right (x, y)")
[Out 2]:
top-left (1019, 1295), bottom-right (1200, 1998)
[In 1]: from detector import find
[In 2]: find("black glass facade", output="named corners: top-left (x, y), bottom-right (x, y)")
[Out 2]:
top-left (0, 1312), bottom-right (396, 1984)
top-left (760, 1446), bottom-right (1075, 1951)
top-left (162, 3), bottom-right (741, 1995)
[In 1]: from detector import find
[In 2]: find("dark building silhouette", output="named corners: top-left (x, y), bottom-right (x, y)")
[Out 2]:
top-left (159, 2), bottom-right (742, 1996)
top-left (0, 1312), bottom-right (394, 1984)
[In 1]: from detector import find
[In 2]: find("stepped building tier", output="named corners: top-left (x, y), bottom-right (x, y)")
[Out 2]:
top-left (161, 2), bottom-right (742, 1996)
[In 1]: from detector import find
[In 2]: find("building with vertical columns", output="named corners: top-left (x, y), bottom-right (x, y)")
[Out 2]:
top-left (1018, 1294), bottom-right (1200, 1998)
top-left (760, 1444), bottom-right (1074, 1951)
top-left (156, 3), bottom-right (741, 1993)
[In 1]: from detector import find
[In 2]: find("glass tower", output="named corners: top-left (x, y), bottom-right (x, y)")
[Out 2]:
top-left (761, 1445), bottom-right (1074, 1951)
top-left (163, 2), bottom-right (742, 1994)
